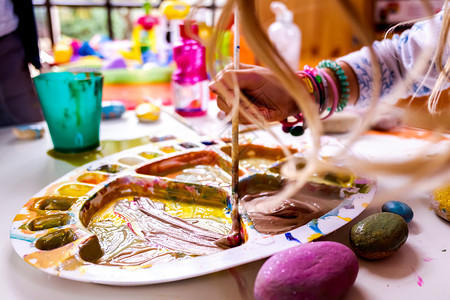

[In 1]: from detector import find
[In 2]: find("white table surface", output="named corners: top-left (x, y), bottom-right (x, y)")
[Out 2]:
top-left (2, 106), bottom-right (449, 300)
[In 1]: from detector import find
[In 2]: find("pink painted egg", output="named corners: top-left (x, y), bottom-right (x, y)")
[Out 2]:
top-left (254, 241), bottom-right (358, 300)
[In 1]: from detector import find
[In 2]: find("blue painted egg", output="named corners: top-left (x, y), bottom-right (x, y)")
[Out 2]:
top-left (382, 201), bottom-right (414, 223)
top-left (102, 101), bottom-right (126, 119)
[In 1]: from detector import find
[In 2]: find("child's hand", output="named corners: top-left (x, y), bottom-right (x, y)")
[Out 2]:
top-left (209, 63), bottom-right (300, 124)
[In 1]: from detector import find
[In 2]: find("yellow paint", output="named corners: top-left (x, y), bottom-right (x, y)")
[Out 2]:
top-left (47, 137), bottom-right (151, 167)
top-left (90, 200), bottom-right (127, 227)
top-left (44, 181), bottom-right (71, 196)
top-left (362, 203), bottom-right (369, 208)
top-left (152, 196), bottom-right (229, 221)
top-left (307, 233), bottom-right (323, 242)
top-left (338, 216), bottom-right (352, 222)
top-left (139, 151), bottom-right (162, 159)
top-left (90, 195), bottom-right (231, 235)
top-left (57, 184), bottom-right (94, 197)
top-left (434, 185), bottom-right (450, 212)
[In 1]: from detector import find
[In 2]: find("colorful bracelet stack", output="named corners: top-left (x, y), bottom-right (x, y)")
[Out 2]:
top-left (280, 63), bottom-right (344, 137)
top-left (317, 69), bottom-right (339, 120)
top-left (317, 59), bottom-right (350, 112)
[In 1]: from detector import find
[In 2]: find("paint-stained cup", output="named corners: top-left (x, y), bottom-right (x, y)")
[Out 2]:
top-left (34, 72), bottom-right (103, 153)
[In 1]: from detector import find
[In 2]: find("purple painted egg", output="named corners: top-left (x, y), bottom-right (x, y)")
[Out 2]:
top-left (254, 241), bottom-right (358, 300)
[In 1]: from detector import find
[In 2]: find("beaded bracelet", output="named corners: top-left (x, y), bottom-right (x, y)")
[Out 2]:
top-left (317, 59), bottom-right (350, 112)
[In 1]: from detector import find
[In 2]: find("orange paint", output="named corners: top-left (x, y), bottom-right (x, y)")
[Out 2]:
top-left (366, 127), bottom-right (448, 141)
top-left (24, 237), bottom-right (87, 269)
top-left (13, 212), bottom-right (37, 223)
top-left (77, 172), bottom-right (109, 185)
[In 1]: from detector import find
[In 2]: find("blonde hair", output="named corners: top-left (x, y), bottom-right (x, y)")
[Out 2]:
top-left (206, 0), bottom-right (450, 203)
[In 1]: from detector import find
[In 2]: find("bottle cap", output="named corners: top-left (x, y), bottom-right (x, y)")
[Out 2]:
top-left (271, 1), bottom-right (293, 23)
top-left (180, 22), bottom-right (199, 39)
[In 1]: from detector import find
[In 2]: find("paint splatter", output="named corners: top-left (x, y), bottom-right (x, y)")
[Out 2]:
top-left (307, 233), bottom-right (323, 242)
top-left (10, 233), bottom-right (36, 243)
top-left (307, 219), bottom-right (323, 234)
top-left (410, 267), bottom-right (424, 287)
top-left (423, 257), bottom-right (433, 262)
top-left (417, 276), bottom-right (424, 286)
top-left (338, 216), bottom-right (352, 222)
top-left (285, 233), bottom-right (301, 243)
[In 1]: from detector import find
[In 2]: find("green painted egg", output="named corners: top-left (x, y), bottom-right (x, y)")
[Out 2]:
top-left (349, 212), bottom-right (408, 260)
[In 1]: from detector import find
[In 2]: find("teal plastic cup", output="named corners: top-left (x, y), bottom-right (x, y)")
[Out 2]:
top-left (34, 72), bottom-right (103, 153)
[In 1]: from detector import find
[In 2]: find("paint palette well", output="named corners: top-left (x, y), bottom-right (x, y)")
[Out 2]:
top-left (10, 138), bottom-right (375, 285)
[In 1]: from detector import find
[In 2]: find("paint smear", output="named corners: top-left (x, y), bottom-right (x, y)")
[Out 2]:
top-left (417, 276), bottom-right (424, 286)
top-left (48, 136), bottom-right (152, 166)
top-left (366, 127), bottom-right (448, 141)
top-left (410, 267), bottom-right (424, 287)
top-left (285, 233), bottom-right (301, 243)
top-left (423, 257), bottom-right (434, 262)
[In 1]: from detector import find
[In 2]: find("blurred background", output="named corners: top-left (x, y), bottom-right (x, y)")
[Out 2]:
top-left (33, 0), bottom-right (446, 65)
top-left (30, 0), bottom-right (447, 127)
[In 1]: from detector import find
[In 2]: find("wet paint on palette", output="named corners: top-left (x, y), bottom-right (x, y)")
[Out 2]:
top-left (47, 137), bottom-right (153, 166)
top-left (307, 219), bottom-right (323, 235)
top-left (11, 138), bottom-right (376, 285)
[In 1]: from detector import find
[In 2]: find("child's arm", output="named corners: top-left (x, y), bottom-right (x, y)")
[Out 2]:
top-left (339, 10), bottom-right (449, 107)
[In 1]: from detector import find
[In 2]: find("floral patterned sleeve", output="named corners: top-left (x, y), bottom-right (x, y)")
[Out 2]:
top-left (339, 10), bottom-right (449, 107)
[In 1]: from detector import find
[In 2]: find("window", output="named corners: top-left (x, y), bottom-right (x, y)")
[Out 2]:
top-left (33, 0), bottom-right (223, 49)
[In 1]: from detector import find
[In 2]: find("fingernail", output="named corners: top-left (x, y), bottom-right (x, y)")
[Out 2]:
top-left (258, 107), bottom-right (270, 119)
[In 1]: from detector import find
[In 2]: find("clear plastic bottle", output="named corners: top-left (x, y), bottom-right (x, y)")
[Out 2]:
top-left (172, 23), bottom-right (209, 117)
top-left (268, 2), bottom-right (301, 71)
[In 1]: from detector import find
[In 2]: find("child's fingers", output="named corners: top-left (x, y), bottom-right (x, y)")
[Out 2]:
top-left (217, 95), bottom-right (232, 113)
top-left (210, 66), bottom-right (263, 94)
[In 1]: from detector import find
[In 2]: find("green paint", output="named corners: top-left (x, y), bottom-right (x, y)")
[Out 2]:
top-left (48, 136), bottom-right (151, 166)
top-left (28, 214), bottom-right (70, 231)
top-left (35, 229), bottom-right (76, 251)
top-left (350, 212), bottom-right (408, 260)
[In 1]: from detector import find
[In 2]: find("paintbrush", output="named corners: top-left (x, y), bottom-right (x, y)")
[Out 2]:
top-left (230, 4), bottom-right (241, 243)
top-left (214, 3), bottom-right (242, 248)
